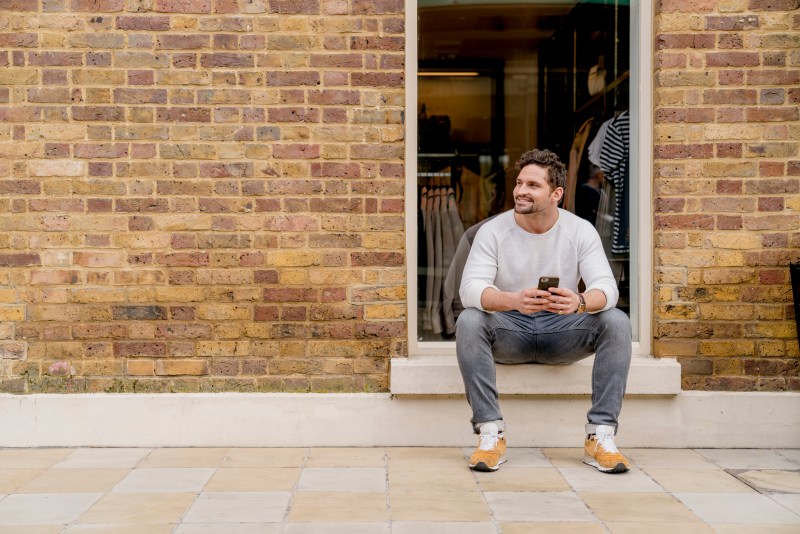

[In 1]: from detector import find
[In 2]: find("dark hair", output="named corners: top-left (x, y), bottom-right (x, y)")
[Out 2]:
top-left (515, 149), bottom-right (567, 191)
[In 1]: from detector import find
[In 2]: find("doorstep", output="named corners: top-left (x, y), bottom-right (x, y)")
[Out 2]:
top-left (390, 354), bottom-right (681, 395)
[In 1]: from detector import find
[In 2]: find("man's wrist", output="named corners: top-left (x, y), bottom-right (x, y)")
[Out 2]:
top-left (576, 293), bottom-right (587, 314)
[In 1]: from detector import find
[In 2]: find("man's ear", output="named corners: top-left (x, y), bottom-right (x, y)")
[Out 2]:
top-left (551, 186), bottom-right (564, 203)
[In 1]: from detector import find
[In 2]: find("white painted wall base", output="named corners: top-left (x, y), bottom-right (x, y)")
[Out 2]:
top-left (1, 391), bottom-right (798, 448)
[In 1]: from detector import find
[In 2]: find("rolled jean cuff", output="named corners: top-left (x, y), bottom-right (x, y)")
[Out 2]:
top-left (473, 419), bottom-right (505, 434)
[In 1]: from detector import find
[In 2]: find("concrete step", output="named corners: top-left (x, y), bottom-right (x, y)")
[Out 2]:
top-left (390, 354), bottom-right (682, 395)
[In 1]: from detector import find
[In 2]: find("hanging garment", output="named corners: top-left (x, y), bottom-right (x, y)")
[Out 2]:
top-left (442, 214), bottom-right (499, 335)
top-left (423, 187), bottom-right (436, 332)
top-left (587, 116), bottom-right (613, 167)
top-left (447, 188), bottom-right (465, 247)
top-left (458, 167), bottom-right (482, 228)
top-left (417, 187), bottom-right (429, 330)
top-left (430, 190), bottom-right (445, 334)
top-left (564, 118), bottom-right (594, 212)
top-left (438, 188), bottom-right (456, 335)
top-left (442, 189), bottom-right (466, 334)
top-left (598, 111), bottom-right (630, 255)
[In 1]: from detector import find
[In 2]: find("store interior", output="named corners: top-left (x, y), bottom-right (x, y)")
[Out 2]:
top-left (416, 0), bottom-right (631, 341)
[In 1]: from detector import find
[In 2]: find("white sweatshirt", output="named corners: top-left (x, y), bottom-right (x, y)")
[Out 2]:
top-left (459, 209), bottom-right (618, 313)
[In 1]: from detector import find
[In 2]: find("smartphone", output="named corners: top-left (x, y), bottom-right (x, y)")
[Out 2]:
top-left (538, 276), bottom-right (559, 291)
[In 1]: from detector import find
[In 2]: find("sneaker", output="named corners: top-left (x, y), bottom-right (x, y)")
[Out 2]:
top-left (468, 423), bottom-right (507, 472)
top-left (583, 425), bottom-right (630, 474)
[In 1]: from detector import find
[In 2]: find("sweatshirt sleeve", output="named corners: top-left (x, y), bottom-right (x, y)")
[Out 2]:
top-left (458, 225), bottom-right (499, 311)
top-left (577, 221), bottom-right (619, 312)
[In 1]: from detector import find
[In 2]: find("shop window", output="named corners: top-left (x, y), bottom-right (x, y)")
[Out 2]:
top-left (409, 0), bottom-right (643, 348)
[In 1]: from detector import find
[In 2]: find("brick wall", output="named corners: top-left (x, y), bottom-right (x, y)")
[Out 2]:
top-left (653, 0), bottom-right (800, 390)
top-left (2, 0), bottom-right (798, 395)
top-left (0, 0), bottom-right (406, 393)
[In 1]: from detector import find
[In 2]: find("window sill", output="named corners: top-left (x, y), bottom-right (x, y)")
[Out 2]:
top-left (390, 354), bottom-right (681, 396)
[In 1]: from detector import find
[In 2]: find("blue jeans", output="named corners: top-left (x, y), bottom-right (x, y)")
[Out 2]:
top-left (455, 307), bottom-right (632, 434)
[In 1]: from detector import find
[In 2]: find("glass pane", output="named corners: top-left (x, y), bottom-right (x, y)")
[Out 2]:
top-left (416, 0), bottom-right (632, 342)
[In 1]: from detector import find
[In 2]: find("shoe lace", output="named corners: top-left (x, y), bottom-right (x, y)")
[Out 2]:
top-left (595, 431), bottom-right (619, 454)
top-left (478, 432), bottom-right (499, 451)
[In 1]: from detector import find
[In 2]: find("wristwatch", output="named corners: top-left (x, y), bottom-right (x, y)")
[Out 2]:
top-left (576, 293), bottom-right (587, 314)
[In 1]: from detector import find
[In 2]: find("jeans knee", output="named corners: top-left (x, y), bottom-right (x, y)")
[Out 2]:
top-left (455, 307), bottom-right (489, 336)
top-left (597, 307), bottom-right (632, 338)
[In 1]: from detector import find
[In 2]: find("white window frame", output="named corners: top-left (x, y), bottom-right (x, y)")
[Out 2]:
top-left (404, 0), bottom-right (653, 357)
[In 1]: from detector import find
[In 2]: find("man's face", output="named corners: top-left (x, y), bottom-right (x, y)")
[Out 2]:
top-left (513, 164), bottom-right (562, 215)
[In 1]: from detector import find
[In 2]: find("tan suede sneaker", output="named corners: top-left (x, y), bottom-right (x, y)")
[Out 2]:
top-left (583, 425), bottom-right (630, 474)
top-left (468, 423), bottom-right (507, 472)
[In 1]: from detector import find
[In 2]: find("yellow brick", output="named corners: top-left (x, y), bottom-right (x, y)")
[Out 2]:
top-left (309, 269), bottom-right (361, 285)
top-left (0, 69), bottom-right (38, 85)
top-left (718, 0), bottom-right (746, 12)
top-left (702, 268), bottom-right (755, 284)
top-left (687, 269), bottom-right (704, 285)
top-left (715, 251), bottom-right (745, 267)
top-left (762, 13), bottom-right (791, 30)
top-left (69, 215), bottom-right (127, 232)
top-left (657, 250), bottom-right (715, 268)
top-left (72, 69), bottom-right (125, 85)
top-left (703, 124), bottom-right (761, 141)
top-left (69, 289), bottom-right (125, 303)
top-left (214, 324), bottom-right (245, 339)
top-left (0, 289), bottom-right (18, 303)
top-left (155, 288), bottom-right (206, 302)
top-left (364, 304), bottom-right (405, 320)
top-left (756, 305), bottom-right (785, 321)
top-left (654, 340), bottom-right (698, 357)
top-left (43, 342), bottom-right (83, 359)
top-left (155, 359), bottom-right (208, 376)
top-left (786, 197), bottom-right (800, 211)
top-left (745, 322), bottom-right (796, 339)
top-left (706, 233), bottom-right (761, 250)
top-left (197, 341), bottom-right (249, 357)
top-left (714, 358), bottom-right (743, 375)
top-left (156, 215), bottom-right (213, 231)
top-left (703, 162), bottom-right (757, 178)
top-left (658, 303), bottom-right (698, 320)
top-left (657, 287), bottom-right (673, 302)
top-left (279, 341), bottom-right (307, 357)
top-left (379, 270), bottom-right (406, 285)
top-left (251, 341), bottom-right (280, 357)
top-left (80, 360), bottom-right (124, 376)
top-left (279, 270), bottom-right (309, 285)
top-left (268, 251), bottom-right (321, 267)
top-left (711, 287), bottom-right (741, 302)
top-left (308, 341), bottom-right (360, 358)
top-left (323, 358), bottom-right (354, 375)
top-left (698, 340), bottom-right (755, 357)
top-left (655, 268), bottom-right (687, 285)
top-left (756, 340), bottom-right (786, 357)
top-left (27, 125), bottom-right (86, 141)
top-left (244, 324), bottom-right (272, 339)
top-left (196, 270), bottom-right (251, 285)
top-left (699, 304), bottom-right (755, 321)
top-left (362, 233), bottom-right (405, 250)
top-left (321, 144), bottom-right (347, 159)
top-left (196, 305), bottom-right (251, 320)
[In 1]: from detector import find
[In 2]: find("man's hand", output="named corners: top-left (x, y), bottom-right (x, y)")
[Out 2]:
top-left (540, 287), bottom-right (580, 315)
top-left (480, 286), bottom-right (592, 315)
top-left (507, 288), bottom-right (555, 315)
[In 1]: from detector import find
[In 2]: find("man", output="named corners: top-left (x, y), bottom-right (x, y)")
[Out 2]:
top-left (456, 148), bottom-right (632, 474)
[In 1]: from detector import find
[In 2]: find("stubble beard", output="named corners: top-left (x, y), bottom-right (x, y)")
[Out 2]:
top-left (514, 197), bottom-right (539, 215)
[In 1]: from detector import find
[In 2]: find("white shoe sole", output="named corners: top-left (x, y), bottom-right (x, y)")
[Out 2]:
top-left (583, 456), bottom-right (629, 474)
top-left (469, 457), bottom-right (507, 472)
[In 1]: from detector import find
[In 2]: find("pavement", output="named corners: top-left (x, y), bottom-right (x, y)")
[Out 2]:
top-left (0, 446), bottom-right (798, 533)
